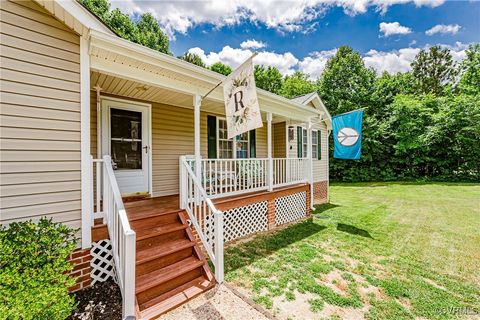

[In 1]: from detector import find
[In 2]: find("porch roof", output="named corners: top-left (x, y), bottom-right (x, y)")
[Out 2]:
top-left (89, 30), bottom-right (325, 123)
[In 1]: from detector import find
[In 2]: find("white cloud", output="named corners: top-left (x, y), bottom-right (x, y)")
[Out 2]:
top-left (189, 42), bottom-right (467, 78)
top-left (110, 0), bottom-right (445, 39)
top-left (298, 49), bottom-right (338, 80)
top-left (364, 48), bottom-right (420, 74)
top-left (240, 39), bottom-right (266, 50)
top-left (363, 42), bottom-right (468, 74)
top-left (425, 24), bottom-right (461, 36)
top-left (379, 22), bottom-right (412, 37)
top-left (188, 46), bottom-right (299, 75)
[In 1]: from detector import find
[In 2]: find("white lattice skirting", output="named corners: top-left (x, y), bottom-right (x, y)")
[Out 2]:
top-left (275, 191), bottom-right (307, 226)
top-left (90, 239), bottom-right (116, 284)
top-left (205, 201), bottom-right (268, 245)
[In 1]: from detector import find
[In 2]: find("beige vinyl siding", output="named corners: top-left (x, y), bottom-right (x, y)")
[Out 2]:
top-left (286, 124), bottom-right (329, 182)
top-left (90, 92), bottom-right (274, 196)
top-left (313, 122), bottom-right (329, 182)
top-left (0, 0), bottom-right (81, 229)
top-left (273, 122), bottom-right (286, 158)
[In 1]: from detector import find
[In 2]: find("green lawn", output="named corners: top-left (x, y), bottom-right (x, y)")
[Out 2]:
top-left (224, 182), bottom-right (480, 320)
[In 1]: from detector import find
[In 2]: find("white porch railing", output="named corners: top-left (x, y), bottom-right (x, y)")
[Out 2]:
top-left (180, 156), bottom-right (224, 283)
top-left (91, 156), bottom-right (136, 319)
top-left (273, 158), bottom-right (309, 187)
top-left (184, 157), bottom-right (309, 199)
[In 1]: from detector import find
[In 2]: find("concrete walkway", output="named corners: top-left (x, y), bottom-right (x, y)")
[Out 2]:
top-left (160, 284), bottom-right (272, 320)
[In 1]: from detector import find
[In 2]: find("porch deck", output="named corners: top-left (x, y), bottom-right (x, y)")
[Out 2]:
top-left (123, 183), bottom-right (307, 221)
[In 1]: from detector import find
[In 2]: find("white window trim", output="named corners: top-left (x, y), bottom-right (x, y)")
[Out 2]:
top-left (299, 126), bottom-right (318, 159)
top-left (216, 117), bottom-right (250, 159)
top-left (312, 129), bottom-right (318, 159)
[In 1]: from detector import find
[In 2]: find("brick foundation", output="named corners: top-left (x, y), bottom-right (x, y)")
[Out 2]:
top-left (267, 198), bottom-right (275, 229)
top-left (313, 181), bottom-right (328, 204)
top-left (306, 184), bottom-right (312, 215)
top-left (68, 248), bottom-right (92, 292)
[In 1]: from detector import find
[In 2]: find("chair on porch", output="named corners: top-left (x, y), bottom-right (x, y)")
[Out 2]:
top-left (237, 160), bottom-right (265, 189)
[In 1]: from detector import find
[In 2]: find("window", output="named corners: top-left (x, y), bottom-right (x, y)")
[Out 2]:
top-left (218, 119), bottom-right (233, 158)
top-left (299, 127), bottom-right (318, 159)
top-left (302, 128), bottom-right (308, 158)
top-left (236, 132), bottom-right (249, 159)
top-left (110, 108), bottom-right (142, 169)
top-left (312, 130), bottom-right (318, 159)
top-left (217, 118), bottom-right (250, 159)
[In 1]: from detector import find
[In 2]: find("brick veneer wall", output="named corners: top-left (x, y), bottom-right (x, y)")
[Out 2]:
top-left (313, 181), bottom-right (328, 204)
top-left (68, 248), bottom-right (92, 292)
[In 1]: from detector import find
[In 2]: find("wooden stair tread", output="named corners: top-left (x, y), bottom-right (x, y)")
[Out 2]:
top-left (139, 276), bottom-right (215, 318)
top-left (136, 238), bottom-right (194, 265)
top-left (128, 208), bottom-right (184, 222)
top-left (135, 222), bottom-right (186, 241)
top-left (136, 256), bottom-right (204, 294)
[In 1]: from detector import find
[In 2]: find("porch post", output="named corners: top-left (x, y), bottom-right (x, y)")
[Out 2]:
top-left (267, 112), bottom-right (273, 191)
top-left (80, 36), bottom-right (92, 249)
top-left (307, 119), bottom-right (314, 211)
top-left (194, 94), bottom-right (202, 181)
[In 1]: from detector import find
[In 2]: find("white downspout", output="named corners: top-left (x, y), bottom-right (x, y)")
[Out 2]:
top-left (94, 85), bottom-right (102, 159)
top-left (267, 112), bottom-right (273, 191)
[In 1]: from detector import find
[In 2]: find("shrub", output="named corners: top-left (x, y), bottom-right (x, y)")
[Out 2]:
top-left (0, 218), bottom-right (78, 319)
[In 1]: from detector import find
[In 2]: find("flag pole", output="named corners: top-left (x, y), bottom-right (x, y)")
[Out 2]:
top-left (201, 52), bottom-right (258, 101)
top-left (315, 107), bottom-right (367, 124)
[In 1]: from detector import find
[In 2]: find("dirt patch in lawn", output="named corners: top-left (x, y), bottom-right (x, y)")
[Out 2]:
top-left (69, 280), bottom-right (122, 320)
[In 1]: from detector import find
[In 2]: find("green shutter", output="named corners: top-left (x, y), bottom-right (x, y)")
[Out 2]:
top-left (249, 130), bottom-right (256, 158)
top-left (317, 130), bottom-right (322, 160)
top-left (297, 126), bottom-right (303, 158)
top-left (207, 115), bottom-right (217, 159)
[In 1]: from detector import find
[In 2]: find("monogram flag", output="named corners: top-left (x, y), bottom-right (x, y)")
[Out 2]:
top-left (223, 56), bottom-right (263, 139)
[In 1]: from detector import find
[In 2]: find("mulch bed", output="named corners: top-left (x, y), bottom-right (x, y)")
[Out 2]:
top-left (68, 280), bottom-right (122, 320)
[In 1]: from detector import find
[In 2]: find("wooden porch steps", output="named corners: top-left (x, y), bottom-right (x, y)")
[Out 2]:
top-left (127, 206), bottom-right (215, 319)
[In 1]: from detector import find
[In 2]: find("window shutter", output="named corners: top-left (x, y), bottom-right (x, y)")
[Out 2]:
top-left (317, 130), bottom-right (322, 160)
top-left (297, 126), bottom-right (303, 158)
top-left (207, 115), bottom-right (217, 159)
top-left (249, 130), bottom-right (256, 158)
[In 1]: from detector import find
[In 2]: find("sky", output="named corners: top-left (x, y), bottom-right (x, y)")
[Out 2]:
top-left (110, 0), bottom-right (480, 79)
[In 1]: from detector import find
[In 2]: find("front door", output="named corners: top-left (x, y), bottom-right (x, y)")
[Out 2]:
top-left (102, 98), bottom-right (150, 196)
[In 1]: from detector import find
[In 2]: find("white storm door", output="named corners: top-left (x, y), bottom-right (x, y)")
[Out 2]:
top-left (102, 98), bottom-right (150, 196)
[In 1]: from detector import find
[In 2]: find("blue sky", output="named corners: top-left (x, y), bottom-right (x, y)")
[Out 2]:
top-left (112, 0), bottom-right (479, 79)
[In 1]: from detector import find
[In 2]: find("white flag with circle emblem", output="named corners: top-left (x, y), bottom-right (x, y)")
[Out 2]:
top-left (223, 55), bottom-right (263, 139)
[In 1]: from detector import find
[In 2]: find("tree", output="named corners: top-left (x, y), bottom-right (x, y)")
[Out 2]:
top-left (80, 0), bottom-right (170, 55)
top-left (371, 72), bottom-right (416, 120)
top-left (136, 13), bottom-right (170, 54)
top-left (210, 62), bottom-right (232, 75)
top-left (411, 45), bottom-right (457, 96)
top-left (108, 8), bottom-right (137, 41)
top-left (317, 46), bottom-right (375, 115)
top-left (81, 0), bottom-right (110, 20)
top-left (254, 65), bottom-right (283, 94)
top-left (178, 52), bottom-right (206, 67)
top-left (457, 43), bottom-right (480, 96)
top-left (278, 71), bottom-right (317, 98)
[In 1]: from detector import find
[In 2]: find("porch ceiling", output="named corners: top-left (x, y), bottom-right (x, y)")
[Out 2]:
top-left (92, 72), bottom-right (297, 123)
top-left (89, 30), bottom-right (323, 123)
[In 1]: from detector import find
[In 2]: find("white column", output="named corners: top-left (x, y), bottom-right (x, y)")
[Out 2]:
top-left (194, 95), bottom-right (202, 179)
top-left (307, 119), bottom-right (314, 210)
top-left (214, 210), bottom-right (224, 283)
top-left (80, 36), bottom-right (92, 249)
top-left (267, 112), bottom-right (273, 191)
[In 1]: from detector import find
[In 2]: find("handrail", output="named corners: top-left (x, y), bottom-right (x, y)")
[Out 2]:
top-left (100, 155), bottom-right (136, 318)
top-left (180, 156), bottom-right (224, 283)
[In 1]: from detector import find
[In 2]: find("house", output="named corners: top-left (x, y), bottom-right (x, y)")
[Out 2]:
top-left (0, 0), bottom-right (331, 318)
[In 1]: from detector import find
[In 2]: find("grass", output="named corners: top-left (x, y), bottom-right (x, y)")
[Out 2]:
top-left (224, 182), bottom-right (480, 319)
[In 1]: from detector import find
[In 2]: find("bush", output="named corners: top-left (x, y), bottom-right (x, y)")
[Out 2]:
top-left (0, 218), bottom-right (78, 319)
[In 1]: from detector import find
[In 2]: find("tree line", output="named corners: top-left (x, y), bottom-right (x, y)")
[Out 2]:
top-left (82, 0), bottom-right (479, 182)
